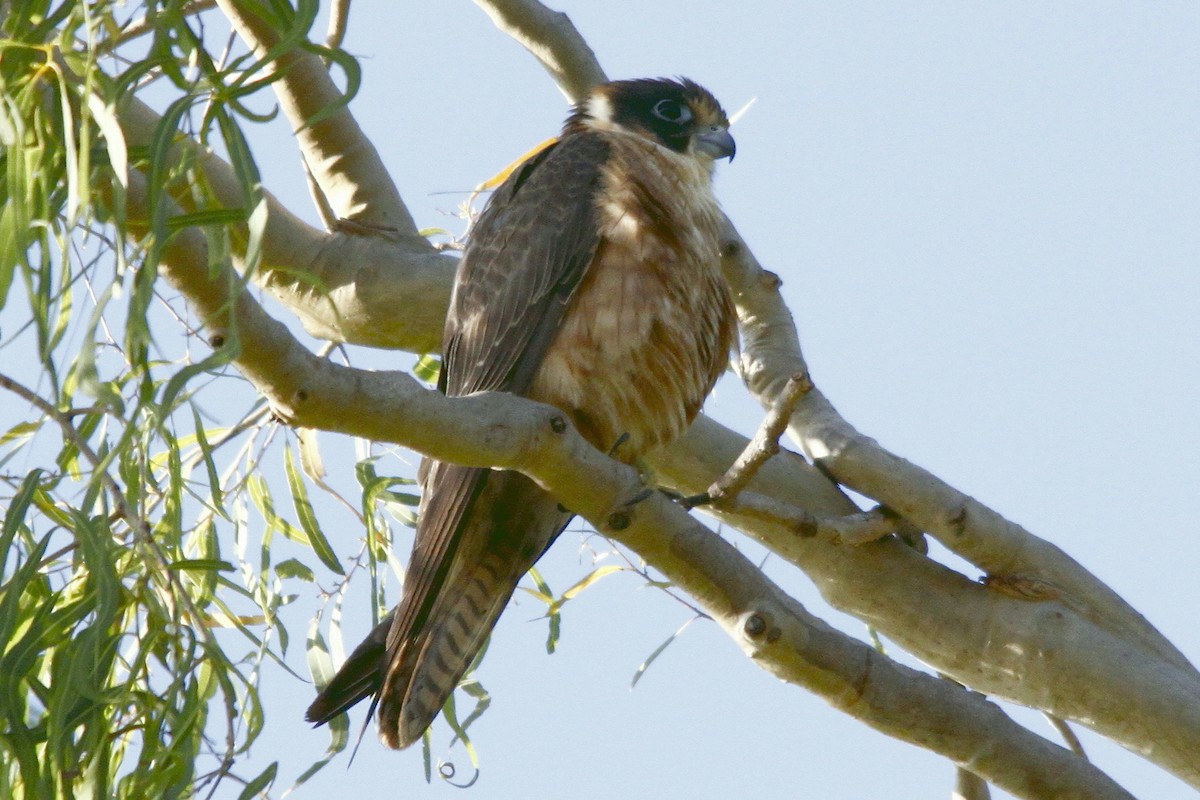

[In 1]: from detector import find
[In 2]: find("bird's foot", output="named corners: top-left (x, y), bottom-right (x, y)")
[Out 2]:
top-left (624, 487), bottom-right (655, 506)
top-left (631, 487), bottom-right (710, 510)
top-left (607, 432), bottom-right (631, 459)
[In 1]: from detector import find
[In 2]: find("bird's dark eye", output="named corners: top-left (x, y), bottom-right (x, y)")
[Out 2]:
top-left (652, 99), bottom-right (692, 124)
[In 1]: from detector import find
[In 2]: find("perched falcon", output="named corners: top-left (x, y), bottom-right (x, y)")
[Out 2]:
top-left (306, 77), bottom-right (738, 748)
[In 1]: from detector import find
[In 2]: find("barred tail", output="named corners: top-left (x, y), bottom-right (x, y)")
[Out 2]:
top-left (377, 549), bottom-right (524, 749)
top-left (307, 466), bottom-right (568, 750)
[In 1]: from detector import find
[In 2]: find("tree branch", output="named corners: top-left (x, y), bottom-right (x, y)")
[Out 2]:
top-left (714, 223), bottom-right (1200, 785)
top-left (324, 0), bottom-right (351, 51)
top-left (116, 95), bottom-right (453, 353)
top-left (127, 177), bottom-right (1135, 800)
top-left (99, 0), bottom-right (218, 54)
top-left (717, 220), bottom-right (1193, 674)
top-left (955, 768), bottom-right (993, 800)
top-left (471, 0), bottom-right (606, 103)
top-left (215, 0), bottom-right (419, 235)
top-left (717, 492), bottom-right (899, 547)
top-left (697, 370), bottom-right (812, 505)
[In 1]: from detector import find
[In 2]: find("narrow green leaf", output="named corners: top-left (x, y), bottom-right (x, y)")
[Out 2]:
top-left (0, 202), bottom-right (20, 312)
top-left (236, 761), bottom-right (277, 800)
top-left (631, 616), bottom-right (700, 689)
top-left (527, 566), bottom-right (552, 597)
top-left (284, 444), bottom-right (342, 573)
top-left (190, 406), bottom-right (225, 515)
top-left (449, 676), bottom-right (491, 745)
top-left (305, 616), bottom-right (336, 691)
top-left (560, 564), bottom-right (622, 601)
top-left (243, 194), bottom-right (269, 279)
top-left (412, 353), bottom-right (441, 384)
top-left (546, 610), bottom-right (561, 654)
top-left (85, 91), bottom-right (128, 190)
top-left (246, 474), bottom-right (307, 544)
top-left (439, 693), bottom-right (480, 780)
top-left (525, 566), bottom-right (559, 653)
top-left (53, 63), bottom-right (80, 225)
top-left (167, 559), bottom-right (235, 573)
top-left (297, 428), bottom-right (326, 481)
top-left (517, 586), bottom-right (554, 605)
top-left (275, 558), bottom-right (315, 582)
top-left (296, 42), bottom-right (361, 129)
top-left (144, 95), bottom-right (194, 262)
top-left (163, 208), bottom-right (247, 229)
top-left (2, 469), bottom-right (43, 545)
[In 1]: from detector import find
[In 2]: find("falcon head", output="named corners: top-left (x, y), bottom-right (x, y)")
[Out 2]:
top-left (566, 77), bottom-right (736, 163)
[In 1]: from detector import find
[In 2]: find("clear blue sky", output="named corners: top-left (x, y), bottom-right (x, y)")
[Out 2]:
top-left (229, 2), bottom-right (1199, 798)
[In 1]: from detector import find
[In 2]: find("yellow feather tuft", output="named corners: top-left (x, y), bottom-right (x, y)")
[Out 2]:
top-left (475, 136), bottom-right (559, 191)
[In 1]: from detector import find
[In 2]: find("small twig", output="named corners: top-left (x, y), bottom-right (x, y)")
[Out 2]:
top-left (693, 372), bottom-right (812, 507)
top-left (720, 491), bottom-right (899, 546)
top-left (36, 542), bottom-right (81, 570)
top-left (303, 160), bottom-right (339, 231)
top-left (0, 371), bottom-right (125, 504)
top-left (612, 547), bottom-right (711, 621)
top-left (324, 0), bottom-right (351, 51)
top-left (98, 0), bottom-right (219, 55)
top-left (954, 767), bottom-right (992, 800)
top-left (936, 672), bottom-right (994, 800)
top-left (1045, 713), bottom-right (1088, 760)
top-left (678, 370), bottom-right (898, 548)
top-left (62, 405), bottom-right (108, 418)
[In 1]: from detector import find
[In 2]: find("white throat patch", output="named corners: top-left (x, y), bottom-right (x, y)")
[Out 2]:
top-left (584, 92), bottom-right (617, 131)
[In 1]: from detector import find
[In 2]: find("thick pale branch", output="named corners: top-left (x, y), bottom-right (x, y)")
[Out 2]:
top-left (653, 416), bottom-right (1200, 788)
top-left (603, 486), bottom-right (1134, 800)
top-left (714, 225), bottom-right (1200, 784)
top-left (719, 492), bottom-right (898, 546)
top-left (135, 181), bottom-right (1133, 800)
top-left (472, 0), bottom-right (606, 103)
top-left (718, 221), bottom-right (1193, 674)
top-left (117, 96), bottom-right (453, 352)
top-left (215, 0), bottom-right (419, 234)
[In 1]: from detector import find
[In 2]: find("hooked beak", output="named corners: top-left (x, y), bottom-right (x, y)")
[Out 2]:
top-left (694, 126), bottom-right (736, 161)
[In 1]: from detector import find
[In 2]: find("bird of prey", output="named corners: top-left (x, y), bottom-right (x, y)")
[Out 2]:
top-left (306, 77), bottom-right (738, 749)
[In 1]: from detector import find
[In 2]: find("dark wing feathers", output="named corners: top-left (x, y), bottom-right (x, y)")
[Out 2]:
top-left (384, 132), bottom-right (609, 653)
top-left (304, 610), bottom-right (393, 722)
top-left (307, 133), bottom-right (610, 734)
top-left (444, 133), bottom-right (610, 396)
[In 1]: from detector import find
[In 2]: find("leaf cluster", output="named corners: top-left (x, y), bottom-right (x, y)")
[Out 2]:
top-left (0, 2), bottom-right (393, 796)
